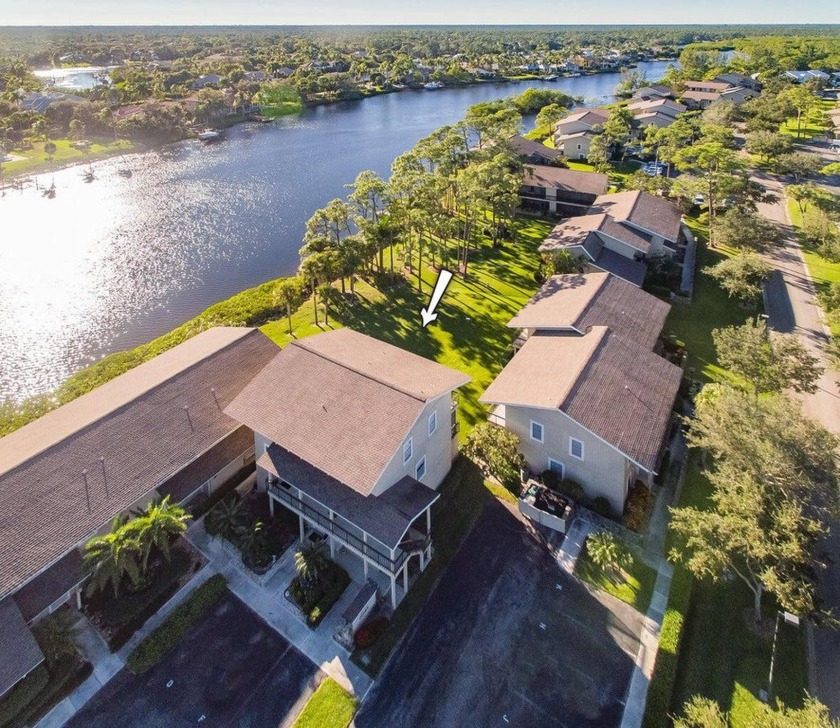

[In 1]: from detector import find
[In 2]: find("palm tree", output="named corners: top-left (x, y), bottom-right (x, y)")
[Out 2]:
top-left (274, 276), bottom-right (305, 335)
top-left (83, 521), bottom-right (143, 597)
top-left (33, 611), bottom-right (81, 667)
top-left (586, 531), bottom-right (633, 572)
top-left (294, 540), bottom-right (329, 597)
top-left (130, 496), bottom-right (190, 570)
top-left (205, 495), bottom-right (245, 543)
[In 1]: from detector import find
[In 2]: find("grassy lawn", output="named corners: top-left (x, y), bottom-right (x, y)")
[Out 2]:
top-left (292, 678), bottom-right (357, 728)
top-left (779, 99), bottom-right (834, 141)
top-left (786, 198), bottom-right (840, 336)
top-left (574, 540), bottom-right (657, 614)
top-left (1, 137), bottom-right (139, 179)
top-left (262, 216), bottom-right (554, 434)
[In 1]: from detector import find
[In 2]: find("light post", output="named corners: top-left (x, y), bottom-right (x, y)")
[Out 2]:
top-left (766, 610), bottom-right (800, 704)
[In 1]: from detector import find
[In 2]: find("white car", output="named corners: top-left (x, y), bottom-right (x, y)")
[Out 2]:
top-left (693, 194), bottom-right (705, 205)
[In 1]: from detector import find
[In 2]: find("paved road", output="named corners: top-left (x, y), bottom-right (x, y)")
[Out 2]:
top-left (756, 172), bottom-right (840, 718)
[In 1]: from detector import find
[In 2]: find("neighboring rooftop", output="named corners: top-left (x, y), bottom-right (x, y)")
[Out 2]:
top-left (592, 190), bottom-right (683, 243)
top-left (558, 108), bottom-right (610, 127)
top-left (683, 80), bottom-right (732, 91)
top-left (626, 98), bottom-right (686, 115)
top-left (226, 329), bottom-right (471, 497)
top-left (507, 272), bottom-right (670, 350)
top-left (480, 326), bottom-right (681, 471)
top-left (0, 597), bottom-right (44, 698)
top-left (539, 211), bottom-right (653, 255)
top-left (0, 327), bottom-right (279, 601)
top-left (508, 135), bottom-right (564, 162)
top-left (522, 164), bottom-right (609, 197)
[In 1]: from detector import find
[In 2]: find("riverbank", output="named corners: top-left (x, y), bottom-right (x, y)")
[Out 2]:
top-left (1, 138), bottom-right (143, 183)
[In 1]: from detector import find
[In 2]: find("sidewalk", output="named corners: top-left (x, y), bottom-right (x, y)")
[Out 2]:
top-left (186, 520), bottom-right (373, 698)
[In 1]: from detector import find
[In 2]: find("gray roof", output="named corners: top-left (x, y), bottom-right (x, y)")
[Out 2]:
top-left (259, 445), bottom-right (438, 548)
top-left (508, 273), bottom-right (669, 350)
top-left (539, 212), bottom-right (654, 256)
top-left (481, 327), bottom-right (681, 471)
top-left (592, 249), bottom-right (648, 288)
top-left (0, 597), bottom-right (44, 698)
top-left (14, 550), bottom-right (84, 623)
top-left (226, 329), bottom-right (470, 497)
top-left (0, 327), bottom-right (279, 601)
top-left (508, 135), bottom-right (564, 162)
top-left (592, 190), bottom-right (683, 244)
top-left (522, 164), bottom-right (609, 197)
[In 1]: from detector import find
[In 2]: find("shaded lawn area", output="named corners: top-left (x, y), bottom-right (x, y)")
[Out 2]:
top-left (575, 541), bottom-right (657, 614)
top-left (779, 99), bottom-right (835, 141)
top-left (1, 138), bottom-right (138, 178)
top-left (786, 198), bottom-right (840, 336)
top-left (261, 215), bottom-right (554, 434)
top-left (667, 461), bottom-right (808, 725)
top-left (292, 678), bottom-right (357, 728)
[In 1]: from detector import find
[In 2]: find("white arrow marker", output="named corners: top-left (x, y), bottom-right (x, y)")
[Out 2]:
top-left (420, 268), bottom-right (454, 328)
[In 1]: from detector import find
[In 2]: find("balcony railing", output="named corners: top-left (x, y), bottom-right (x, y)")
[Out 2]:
top-left (268, 483), bottom-right (427, 574)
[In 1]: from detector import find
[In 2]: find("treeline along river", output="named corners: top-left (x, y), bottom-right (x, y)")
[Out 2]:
top-left (0, 61), bottom-right (671, 400)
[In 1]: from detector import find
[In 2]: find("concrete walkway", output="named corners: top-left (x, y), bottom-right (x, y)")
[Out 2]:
top-left (554, 517), bottom-right (593, 574)
top-left (35, 564), bottom-right (218, 728)
top-left (186, 520), bottom-right (373, 698)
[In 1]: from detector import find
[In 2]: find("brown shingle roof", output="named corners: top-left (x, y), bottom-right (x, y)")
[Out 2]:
top-left (626, 98), bottom-right (686, 116)
top-left (226, 330), bottom-right (470, 497)
top-left (0, 328), bottom-right (279, 601)
top-left (591, 249), bottom-right (648, 287)
top-left (258, 446), bottom-right (438, 548)
top-left (480, 327), bottom-right (681, 471)
top-left (522, 164), bottom-right (609, 197)
top-left (0, 597), bottom-right (44, 698)
top-left (684, 80), bottom-right (731, 91)
top-left (592, 190), bottom-right (682, 243)
top-left (559, 108), bottom-right (610, 127)
top-left (507, 135), bottom-right (564, 162)
top-left (508, 273), bottom-right (670, 350)
top-left (539, 211), bottom-right (653, 255)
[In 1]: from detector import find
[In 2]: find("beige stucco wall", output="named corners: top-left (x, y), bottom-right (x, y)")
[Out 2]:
top-left (502, 404), bottom-right (633, 514)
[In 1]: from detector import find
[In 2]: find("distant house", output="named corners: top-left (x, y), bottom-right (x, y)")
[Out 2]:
top-left (715, 72), bottom-right (761, 91)
top-left (480, 319), bottom-right (681, 514)
top-left (508, 135), bottom-right (565, 165)
top-left (243, 70), bottom-right (267, 82)
top-left (555, 108), bottom-right (610, 136)
top-left (719, 86), bottom-right (760, 104)
top-left (0, 328), bottom-right (280, 700)
top-left (632, 111), bottom-right (678, 130)
top-left (538, 190), bottom-right (687, 286)
top-left (683, 79), bottom-right (732, 94)
top-left (554, 131), bottom-right (597, 161)
top-left (626, 97), bottom-right (686, 120)
top-left (225, 329), bottom-right (470, 608)
top-left (631, 84), bottom-right (673, 101)
top-left (191, 73), bottom-right (222, 90)
top-left (19, 91), bottom-right (84, 114)
top-left (784, 69), bottom-right (831, 84)
top-left (519, 164), bottom-right (609, 217)
top-left (680, 90), bottom-right (723, 110)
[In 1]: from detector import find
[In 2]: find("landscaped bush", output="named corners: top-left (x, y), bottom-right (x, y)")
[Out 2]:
top-left (590, 496), bottom-right (613, 518)
top-left (126, 574), bottom-right (228, 674)
top-left (0, 664), bottom-right (49, 728)
top-left (290, 561), bottom-right (351, 628)
top-left (11, 659), bottom-right (92, 728)
top-left (541, 469), bottom-right (560, 491)
top-left (623, 483), bottom-right (652, 533)
top-left (463, 422), bottom-right (524, 491)
top-left (558, 478), bottom-right (584, 502)
top-left (353, 616), bottom-right (390, 649)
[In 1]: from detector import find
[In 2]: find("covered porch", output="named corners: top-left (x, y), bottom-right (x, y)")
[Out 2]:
top-left (258, 445), bottom-right (438, 608)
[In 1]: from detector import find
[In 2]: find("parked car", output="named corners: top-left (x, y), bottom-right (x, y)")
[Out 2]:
top-left (693, 193), bottom-right (705, 205)
top-left (642, 161), bottom-right (667, 177)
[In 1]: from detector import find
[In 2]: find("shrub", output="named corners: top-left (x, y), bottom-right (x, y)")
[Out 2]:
top-left (0, 664), bottom-right (50, 727)
top-left (463, 422), bottom-right (523, 490)
top-left (623, 483), bottom-right (652, 533)
top-left (353, 616), bottom-right (390, 649)
top-left (290, 561), bottom-right (351, 628)
top-left (126, 574), bottom-right (228, 674)
top-left (586, 531), bottom-right (632, 571)
top-left (541, 469), bottom-right (561, 491)
top-left (591, 496), bottom-right (613, 518)
top-left (558, 478), bottom-right (584, 502)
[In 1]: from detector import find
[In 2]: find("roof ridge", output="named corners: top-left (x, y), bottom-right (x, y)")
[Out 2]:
top-left (556, 326), bottom-right (609, 409)
top-left (290, 338), bottom-right (427, 403)
top-left (572, 274), bottom-right (610, 328)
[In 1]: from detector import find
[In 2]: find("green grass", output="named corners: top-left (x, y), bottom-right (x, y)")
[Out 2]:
top-left (350, 457), bottom-right (498, 675)
top-left (262, 216), bottom-right (554, 435)
top-left (292, 678), bottom-right (358, 728)
top-left (1, 138), bottom-right (138, 179)
top-left (786, 198), bottom-right (840, 336)
top-left (574, 541), bottom-right (657, 614)
top-left (779, 99), bottom-right (834, 141)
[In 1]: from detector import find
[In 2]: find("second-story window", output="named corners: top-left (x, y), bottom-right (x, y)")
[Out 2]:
top-left (416, 456), bottom-right (426, 481)
top-left (403, 436), bottom-right (413, 464)
top-left (428, 410), bottom-right (437, 437)
top-left (570, 437), bottom-right (585, 461)
top-left (530, 420), bottom-right (544, 443)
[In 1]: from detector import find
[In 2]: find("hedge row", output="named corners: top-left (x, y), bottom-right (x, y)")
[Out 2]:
top-left (126, 574), bottom-right (228, 674)
top-left (642, 564), bottom-right (694, 728)
top-left (0, 665), bottom-right (50, 728)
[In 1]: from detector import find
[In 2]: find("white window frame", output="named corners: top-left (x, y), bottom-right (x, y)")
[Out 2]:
top-left (548, 458), bottom-right (565, 478)
top-left (415, 456), bottom-right (427, 481)
top-left (428, 410), bottom-right (438, 437)
top-left (403, 436), bottom-right (413, 465)
top-left (569, 437), bottom-right (585, 461)
top-left (530, 420), bottom-right (544, 444)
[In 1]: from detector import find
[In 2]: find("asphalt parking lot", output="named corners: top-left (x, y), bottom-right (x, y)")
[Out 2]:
top-left (66, 591), bottom-right (320, 728)
top-left (355, 500), bottom-right (644, 728)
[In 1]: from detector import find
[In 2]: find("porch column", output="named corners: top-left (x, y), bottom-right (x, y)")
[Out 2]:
top-left (390, 574), bottom-right (397, 608)
top-left (402, 560), bottom-right (409, 592)
top-left (420, 550), bottom-right (426, 570)
top-left (329, 510), bottom-right (336, 558)
top-left (299, 513), bottom-right (305, 542)
top-left (75, 588), bottom-right (82, 610)
top-left (362, 533), bottom-right (369, 578)
top-left (268, 494), bottom-right (275, 518)
top-left (426, 507), bottom-right (431, 534)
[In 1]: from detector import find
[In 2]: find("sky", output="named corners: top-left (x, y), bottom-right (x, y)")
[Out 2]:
top-left (0, 0), bottom-right (838, 26)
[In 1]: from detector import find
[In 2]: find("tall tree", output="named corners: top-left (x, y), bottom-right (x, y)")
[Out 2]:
top-left (705, 253), bottom-right (772, 304)
top-left (274, 275), bottom-right (305, 335)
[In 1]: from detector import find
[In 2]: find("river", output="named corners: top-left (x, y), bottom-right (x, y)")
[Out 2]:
top-left (0, 60), bottom-right (672, 400)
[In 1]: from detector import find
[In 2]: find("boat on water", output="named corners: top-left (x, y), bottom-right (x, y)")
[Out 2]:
top-left (423, 81), bottom-right (444, 90)
top-left (544, 74), bottom-right (558, 82)
top-left (117, 168), bottom-right (132, 178)
top-left (197, 129), bottom-right (224, 142)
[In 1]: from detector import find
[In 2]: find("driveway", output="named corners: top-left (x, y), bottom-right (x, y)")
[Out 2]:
top-left (65, 591), bottom-right (321, 728)
top-left (355, 500), bottom-right (644, 728)
top-left (755, 174), bottom-right (840, 718)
